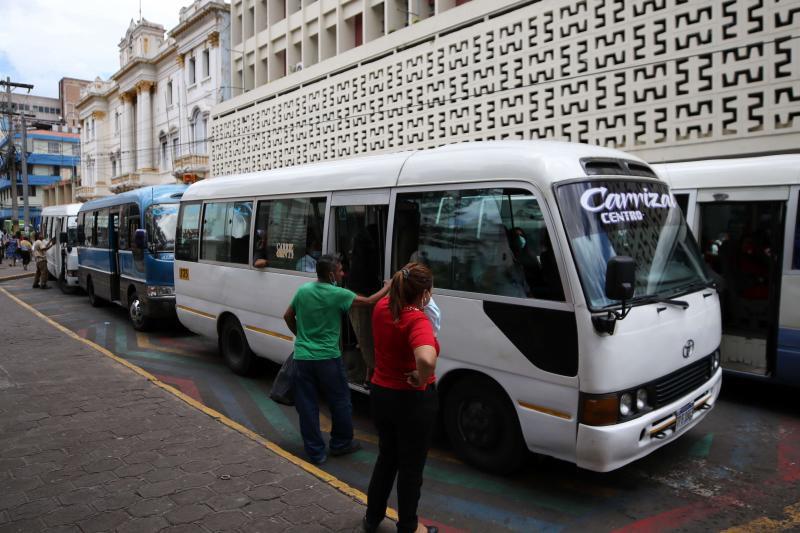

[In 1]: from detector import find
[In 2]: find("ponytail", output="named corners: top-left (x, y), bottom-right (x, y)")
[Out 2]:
top-left (388, 262), bottom-right (433, 321)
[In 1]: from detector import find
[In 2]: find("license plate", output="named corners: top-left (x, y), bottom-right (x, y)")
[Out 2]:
top-left (674, 402), bottom-right (694, 432)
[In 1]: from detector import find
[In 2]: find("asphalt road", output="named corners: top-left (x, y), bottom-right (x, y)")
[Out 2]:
top-left (4, 276), bottom-right (799, 533)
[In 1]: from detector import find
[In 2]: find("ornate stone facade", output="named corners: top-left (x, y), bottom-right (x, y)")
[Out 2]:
top-left (211, 0), bottom-right (800, 176)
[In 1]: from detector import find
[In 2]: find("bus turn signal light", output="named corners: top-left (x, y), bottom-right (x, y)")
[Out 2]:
top-left (580, 394), bottom-right (619, 426)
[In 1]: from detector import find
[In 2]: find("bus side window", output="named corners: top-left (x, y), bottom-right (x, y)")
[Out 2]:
top-left (96, 209), bottom-right (110, 249)
top-left (252, 197), bottom-right (325, 271)
top-left (200, 201), bottom-right (252, 264)
top-left (393, 188), bottom-right (564, 301)
top-left (88, 211), bottom-right (98, 247)
top-left (176, 203), bottom-right (202, 261)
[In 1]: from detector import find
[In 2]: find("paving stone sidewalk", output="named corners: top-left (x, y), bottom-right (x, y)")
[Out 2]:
top-left (0, 289), bottom-right (370, 532)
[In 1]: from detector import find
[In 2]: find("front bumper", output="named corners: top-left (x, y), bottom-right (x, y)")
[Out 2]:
top-left (141, 295), bottom-right (177, 319)
top-left (576, 367), bottom-right (722, 472)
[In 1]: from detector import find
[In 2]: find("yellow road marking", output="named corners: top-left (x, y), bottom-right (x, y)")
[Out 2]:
top-left (244, 325), bottom-right (293, 342)
top-left (723, 501), bottom-right (800, 532)
top-left (0, 272), bottom-right (35, 282)
top-left (1, 287), bottom-right (397, 522)
top-left (318, 413), bottom-right (462, 465)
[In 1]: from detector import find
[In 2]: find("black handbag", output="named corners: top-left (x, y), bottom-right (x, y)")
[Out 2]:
top-left (269, 352), bottom-right (296, 406)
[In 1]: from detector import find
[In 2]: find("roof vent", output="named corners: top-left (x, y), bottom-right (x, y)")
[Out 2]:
top-left (581, 158), bottom-right (657, 178)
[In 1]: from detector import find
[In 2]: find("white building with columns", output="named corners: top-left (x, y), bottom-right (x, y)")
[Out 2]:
top-left (75, 0), bottom-right (230, 201)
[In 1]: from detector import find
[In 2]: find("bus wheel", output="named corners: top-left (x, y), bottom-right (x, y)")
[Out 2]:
top-left (128, 292), bottom-right (151, 331)
top-left (443, 376), bottom-right (526, 474)
top-left (220, 317), bottom-right (257, 376)
top-left (87, 279), bottom-right (103, 307)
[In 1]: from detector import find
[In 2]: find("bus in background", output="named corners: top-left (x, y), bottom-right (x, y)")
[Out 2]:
top-left (76, 185), bottom-right (186, 330)
top-left (40, 203), bottom-right (82, 293)
top-left (175, 141), bottom-right (722, 474)
top-left (657, 155), bottom-right (800, 386)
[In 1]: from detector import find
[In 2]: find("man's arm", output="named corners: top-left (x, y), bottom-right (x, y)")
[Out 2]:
top-left (351, 280), bottom-right (390, 307)
top-left (283, 305), bottom-right (297, 335)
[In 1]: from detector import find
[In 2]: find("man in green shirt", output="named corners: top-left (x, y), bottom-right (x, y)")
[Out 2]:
top-left (284, 254), bottom-right (388, 464)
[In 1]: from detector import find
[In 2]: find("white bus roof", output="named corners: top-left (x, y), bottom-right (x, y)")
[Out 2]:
top-left (656, 155), bottom-right (800, 190)
top-left (41, 203), bottom-right (82, 216)
top-left (184, 141), bottom-right (652, 201)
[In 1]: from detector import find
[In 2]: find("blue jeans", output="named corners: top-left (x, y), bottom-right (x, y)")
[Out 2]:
top-left (293, 357), bottom-right (354, 462)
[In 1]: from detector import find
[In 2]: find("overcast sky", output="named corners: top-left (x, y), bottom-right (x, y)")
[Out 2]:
top-left (0, 0), bottom-right (197, 98)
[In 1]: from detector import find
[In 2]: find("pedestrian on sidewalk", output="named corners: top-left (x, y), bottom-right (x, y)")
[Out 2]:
top-left (31, 232), bottom-right (55, 288)
top-left (6, 232), bottom-right (18, 267)
top-left (364, 263), bottom-right (439, 533)
top-left (0, 228), bottom-right (5, 265)
top-left (283, 254), bottom-right (389, 465)
top-left (18, 233), bottom-right (33, 271)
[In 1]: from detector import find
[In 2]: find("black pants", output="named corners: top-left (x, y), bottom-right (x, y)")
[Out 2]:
top-left (365, 383), bottom-right (438, 533)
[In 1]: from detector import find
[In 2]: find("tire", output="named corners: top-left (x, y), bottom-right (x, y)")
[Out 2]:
top-left (87, 278), bottom-right (103, 307)
top-left (220, 317), bottom-right (257, 376)
top-left (443, 375), bottom-right (527, 474)
top-left (128, 292), bottom-right (151, 331)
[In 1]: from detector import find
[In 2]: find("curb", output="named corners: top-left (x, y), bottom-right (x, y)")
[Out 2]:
top-left (0, 287), bottom-right (398, 523)
top-left (0, 272), bottom-right (34, 283)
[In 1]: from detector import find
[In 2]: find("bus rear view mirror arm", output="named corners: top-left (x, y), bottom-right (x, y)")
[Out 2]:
top-left (593, 256), bottom-right (635, 335)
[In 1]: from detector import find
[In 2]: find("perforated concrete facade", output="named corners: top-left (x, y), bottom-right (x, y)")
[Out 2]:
top-left (211, 0), bottom-right (800, 176)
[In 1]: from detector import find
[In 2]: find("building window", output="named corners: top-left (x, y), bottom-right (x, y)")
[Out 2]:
top-left (71, 144), bottom-right (80, 156)
top-left (48, 142), bottom-right (60, 154)
top-left (114, 111), bottom-right (120, 134)
top-left (188, 56), bottom-right (196, 85)
top-left (202, 49), bottom-right (210, 78)
top-left (111, 158), bottom-right (117, 177)
top-left (167, 81), bottom-right (173, 105)
top-left (160, 135), bottom-right (169, 169)
top-left (172, 137), bottom-right (180, 160)
top-left (191, 109), bottom-right (207, 154)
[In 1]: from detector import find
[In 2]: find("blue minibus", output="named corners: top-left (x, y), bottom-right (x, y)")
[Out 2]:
top-left (77, 185), bottom-right (187, 330)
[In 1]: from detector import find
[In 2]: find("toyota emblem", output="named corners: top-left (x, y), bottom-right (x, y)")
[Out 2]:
top-left (682, 340), bottom-right (695, 359)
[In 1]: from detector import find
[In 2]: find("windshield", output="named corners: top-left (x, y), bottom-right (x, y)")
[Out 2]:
top-left (146, 204), bottom-right (179, 252)
top-left (556, 179), bottom-right (709, 309)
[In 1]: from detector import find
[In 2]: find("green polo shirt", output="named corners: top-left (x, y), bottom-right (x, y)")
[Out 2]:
top-left (291, 282), bottom-right (357, 360)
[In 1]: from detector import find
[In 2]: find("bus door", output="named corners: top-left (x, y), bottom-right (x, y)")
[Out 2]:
top-left (110, 208), bottom-right (121, 303)
top-left (328, 190), bottom-right (390, 386)
top-left (696, 187), bottom-right (787, 377)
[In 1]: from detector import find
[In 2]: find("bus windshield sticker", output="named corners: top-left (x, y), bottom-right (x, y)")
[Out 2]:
top-left (579, 186), bottom-right (676, 225)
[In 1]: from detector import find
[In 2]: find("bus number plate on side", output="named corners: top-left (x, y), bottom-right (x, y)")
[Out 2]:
top-left (179, 268), bottom-right (190, 280)
top-left (674, 402), bottom-right (694, 432)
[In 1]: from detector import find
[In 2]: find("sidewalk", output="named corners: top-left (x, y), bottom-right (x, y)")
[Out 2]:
top-left (0, 261), bottom-right (34, 283)
top-left (0, 289), bottom-right (371, 532)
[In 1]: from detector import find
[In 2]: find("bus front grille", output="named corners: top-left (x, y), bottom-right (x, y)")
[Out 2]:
top-left (651, 356), bottom-right (712, 408)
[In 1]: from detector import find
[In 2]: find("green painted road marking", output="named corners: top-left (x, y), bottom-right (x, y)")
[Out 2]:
top-left (690, 433), bottom-right (714, 458)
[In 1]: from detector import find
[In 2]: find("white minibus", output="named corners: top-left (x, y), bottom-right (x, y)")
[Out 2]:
top-left (40, 203), bottom-right (82, 292)
top-left (175, 141), bottom-right (722, 473)
top-left (657, 155), bottom-right (800, 386)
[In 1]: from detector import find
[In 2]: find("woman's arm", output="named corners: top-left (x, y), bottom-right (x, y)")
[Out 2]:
top-left (406, 345), bottom-right (437, 387)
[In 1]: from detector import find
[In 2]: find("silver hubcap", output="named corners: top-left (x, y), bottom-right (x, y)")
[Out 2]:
top-left (130, 298), bottom-right (143, 324)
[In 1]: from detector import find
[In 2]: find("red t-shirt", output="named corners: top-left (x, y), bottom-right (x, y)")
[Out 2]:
top-left (370, 296), bottom-right (439, 391)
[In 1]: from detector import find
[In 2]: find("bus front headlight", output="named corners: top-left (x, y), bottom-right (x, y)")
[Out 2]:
top-left (712, 350), bottom-right (721, 371)
top-left (636, 388), bottom-right (648, 411)
top-left (619, 393), bottom-right (633, 417)
top-left (146, 285), bottom-right (175, 297)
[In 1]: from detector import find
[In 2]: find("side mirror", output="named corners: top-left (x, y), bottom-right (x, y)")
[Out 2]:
top-left (59, 232), bottom-right (68, 243)
top-left (134, 229), bottom-right (146, 250)
top-left (605, 255), bottom-right (635, 301)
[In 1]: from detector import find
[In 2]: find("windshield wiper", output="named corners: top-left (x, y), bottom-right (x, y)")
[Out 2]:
top-left (633, 295), bottom-right (690, 310)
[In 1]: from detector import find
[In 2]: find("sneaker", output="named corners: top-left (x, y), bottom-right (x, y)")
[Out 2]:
top-left (310, 453), bottom-right (327, 465)
top-left (40, 285), bottom-right (50, 289)
top-left (32, 284), bottom-right (39, 288)
top-left (330, 441), bottom-right (362, 457)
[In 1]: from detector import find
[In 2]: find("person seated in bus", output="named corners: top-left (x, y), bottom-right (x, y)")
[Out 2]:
top-left (508, 227), bottom-right (540, 293)
top-left (253, 230), bottom-right (269, 268)
top-left (282, 255), bottom-right (389, 465)
top-left (295, 237), bottom-right (321, 273)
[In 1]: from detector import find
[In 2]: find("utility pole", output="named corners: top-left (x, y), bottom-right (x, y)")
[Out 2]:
top-left (1, 77), bottom-right (34, 233)
top-left (21, 112), bottom-right (29, 231)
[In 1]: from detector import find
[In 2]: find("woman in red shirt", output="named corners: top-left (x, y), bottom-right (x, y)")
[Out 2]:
top-left (364, 263), bottom-right (439, 533)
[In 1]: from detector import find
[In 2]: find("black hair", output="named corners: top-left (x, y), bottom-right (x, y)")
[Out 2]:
top-left (316, 254), bottom-right (341, 281)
